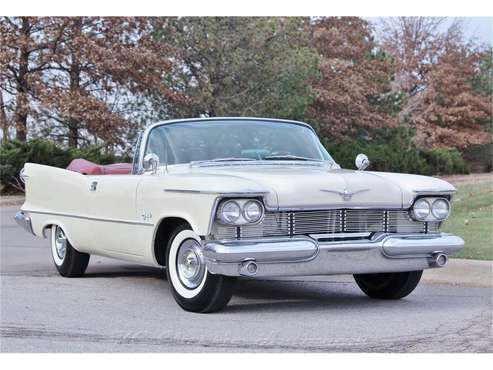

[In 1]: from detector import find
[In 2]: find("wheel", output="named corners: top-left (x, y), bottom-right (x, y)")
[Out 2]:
top-left (166, 223), bottom-right (235, 313)
top-left (353, 270), bottom-right (423, 299)
top-left (51, 225), bottom-right (90, 277)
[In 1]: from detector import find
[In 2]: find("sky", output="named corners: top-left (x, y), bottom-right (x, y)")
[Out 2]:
top-left (460, 17), bottom-right (493, 45)
top-left (366, 17), bottom-right (492, 46)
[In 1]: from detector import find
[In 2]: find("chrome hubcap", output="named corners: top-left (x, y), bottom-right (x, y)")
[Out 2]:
top-left (177, 239), bottom-right (205, 289)
top-left (54, 227), bottom-right (67, 260)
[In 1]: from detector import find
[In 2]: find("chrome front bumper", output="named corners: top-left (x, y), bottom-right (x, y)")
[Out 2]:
top-left (14, 211), bottom-right (35, 235)
top-left (203, 233), bottom-right (464, 277)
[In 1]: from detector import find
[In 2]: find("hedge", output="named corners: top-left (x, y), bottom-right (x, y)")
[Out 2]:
top-left (0, 139), bottom-right (128, 194)
top-left (322, 127), bottom-right (469, 175)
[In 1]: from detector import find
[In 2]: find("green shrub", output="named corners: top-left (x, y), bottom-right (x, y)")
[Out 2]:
top-left (419, 147), bottom-right (469, 175)
top-left (0, 139), bottom-right (127, 194)
top-left (1, 139), bottom-right (69, 193)
top-left (461, 142), bottom-right (493, 173)
top-left (322, 127), bottom-right (469, 175)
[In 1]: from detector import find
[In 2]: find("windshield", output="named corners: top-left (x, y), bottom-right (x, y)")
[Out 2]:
top-left (144, 119), bottom-right (334, 165)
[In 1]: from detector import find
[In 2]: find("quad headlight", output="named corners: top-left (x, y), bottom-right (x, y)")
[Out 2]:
top-left (216, 199), bottom-right (265, 225)
top-left (243, 200), bottom-right (264, 223)
top-left (411, 197), bottom-right (450, 221)
top-left (218, 200), bottom-right (241, 224)
top-left (412, 199), bottom-right (431, 220)
top-left (431, 199), bottom-right (450, 220)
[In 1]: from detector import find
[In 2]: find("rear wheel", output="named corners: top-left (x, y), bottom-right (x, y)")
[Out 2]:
top-left (353, 270), bottom-right (423, 299)
top-left (51, 225), bottom-right (90, 277)
top-left (166, 223), bottom-right (235, 313)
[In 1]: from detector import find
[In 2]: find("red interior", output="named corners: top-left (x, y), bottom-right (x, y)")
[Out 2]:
top-left (67, 159), bottom-right (132, 175)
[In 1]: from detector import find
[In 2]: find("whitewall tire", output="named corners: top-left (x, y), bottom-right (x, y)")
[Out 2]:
top-left (168, 230), bottom-right (207, 299)
top-left (50, 225), bottom-right (90, 277)
top-left (166, 223), bottom-right (235, 313)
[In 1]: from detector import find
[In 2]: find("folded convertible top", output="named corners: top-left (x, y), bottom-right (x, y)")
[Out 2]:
top-left (67, 158), bottom-right (132, 175)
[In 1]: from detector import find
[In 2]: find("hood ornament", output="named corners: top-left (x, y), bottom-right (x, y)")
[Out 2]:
top-left (320, 188), bottom-right (370, 201)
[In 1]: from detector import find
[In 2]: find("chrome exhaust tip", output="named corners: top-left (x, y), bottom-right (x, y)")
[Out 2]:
top-left (430, 252), bottom-right (448, 267)
top-left (240, 259), bottom-right (258, 276)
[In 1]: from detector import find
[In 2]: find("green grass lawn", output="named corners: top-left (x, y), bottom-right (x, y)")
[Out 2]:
top-left (441, 181), bottom-right (493, 260)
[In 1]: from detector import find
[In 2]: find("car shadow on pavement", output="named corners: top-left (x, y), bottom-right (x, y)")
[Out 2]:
top-left (83, 264), bottom-right (164, 279)
top-left (225, 278), bottom-right (421, 313)
top-left (80, 264), bottom-right (423, 313)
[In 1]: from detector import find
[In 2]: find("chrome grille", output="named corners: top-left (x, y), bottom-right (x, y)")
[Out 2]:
top-left (212, 209), bottom-right (440, 240)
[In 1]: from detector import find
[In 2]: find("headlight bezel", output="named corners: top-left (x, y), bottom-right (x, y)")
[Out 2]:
top-left (216, 198), bottom-right (265, 225)
top-left (410, 196), bottom-right (451, 222)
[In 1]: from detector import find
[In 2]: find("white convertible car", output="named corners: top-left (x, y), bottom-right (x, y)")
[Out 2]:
top-left (16, 117), bottom-right (464, 312)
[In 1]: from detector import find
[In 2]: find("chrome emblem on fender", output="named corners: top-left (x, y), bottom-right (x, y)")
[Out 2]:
top-left (141, 210), bottom-right (152, 221)
top-left (320, 188), bottom-right (370, 201)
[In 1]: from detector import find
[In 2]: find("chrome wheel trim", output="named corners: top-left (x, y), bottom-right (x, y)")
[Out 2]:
top-left (168, 230), bottom-right (208, 299)
top-left (176, 239), bottom-right (206, 289)
top-left (54, 226), bottom-right (67, 260)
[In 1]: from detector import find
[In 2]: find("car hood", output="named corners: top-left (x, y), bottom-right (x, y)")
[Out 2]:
top-left (181, 164), bottom-right (456, 210)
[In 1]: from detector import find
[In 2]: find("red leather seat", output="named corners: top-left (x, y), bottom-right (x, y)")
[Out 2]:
top-left (67, 159), bottom-right (132, 175)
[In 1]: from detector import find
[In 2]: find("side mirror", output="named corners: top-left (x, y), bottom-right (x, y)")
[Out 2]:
top-left (143, 153), bottom-right (160, 174)
top-left (355, 153), bottom-right (370, 171)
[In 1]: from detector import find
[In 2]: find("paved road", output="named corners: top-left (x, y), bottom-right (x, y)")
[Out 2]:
top-left (1, 206), bottom-right (491, 352)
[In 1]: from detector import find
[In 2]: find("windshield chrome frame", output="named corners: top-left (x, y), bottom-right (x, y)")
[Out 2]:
top-left (133, 117), bottom-right (335, 174)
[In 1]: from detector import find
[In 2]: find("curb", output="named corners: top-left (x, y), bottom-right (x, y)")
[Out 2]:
top-left (422, 258), bottom-right (492, 288)
top-left (0, 196), bottom-right (25, 207)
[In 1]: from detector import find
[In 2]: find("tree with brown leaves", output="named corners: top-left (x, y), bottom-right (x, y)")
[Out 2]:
top-left (309, 17), bottom-right (399, 139)
top-left (0, 17), bottom-right (55, 141)
top-left (1, 17), bottom-right (178, 148)
top-left (379, 17), bottom-right (492, 148)
top-left (413, 46), bottom-right (492, 148)
top-left (379, 17), bottom-right (462, 96)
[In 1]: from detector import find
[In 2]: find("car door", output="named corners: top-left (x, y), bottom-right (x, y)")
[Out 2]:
top-left (84, 174), bottom-right (153, 263)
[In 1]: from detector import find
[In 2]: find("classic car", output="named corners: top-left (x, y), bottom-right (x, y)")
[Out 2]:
top-left (15, 117), bottom-right (464, 313)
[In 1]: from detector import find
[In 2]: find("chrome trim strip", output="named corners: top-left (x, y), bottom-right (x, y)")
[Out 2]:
top-left (102, 249), bottom-right (144, 257)
top-left (265, 204), bottom-right (407, 211)
top-left (146, 117), bottom-right (315, 132)
top-left (163, 189), bottom-right (268, 195)
top-left (413, 189), bottom-right (456, 194)
top-left (190, 161), bottom-right (328, 169)
top-left (22, 209), bottom-right (154, 226)
top-left (309, 232), bottom-right (372, 239)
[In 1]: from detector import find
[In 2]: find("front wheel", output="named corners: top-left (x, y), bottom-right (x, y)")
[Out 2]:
top-left (166, 224), bottom-right (235, 313)
top-left (353, 270), bottom-right (423, 299)
top-left (51, 225), bottom-right (90, 277)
